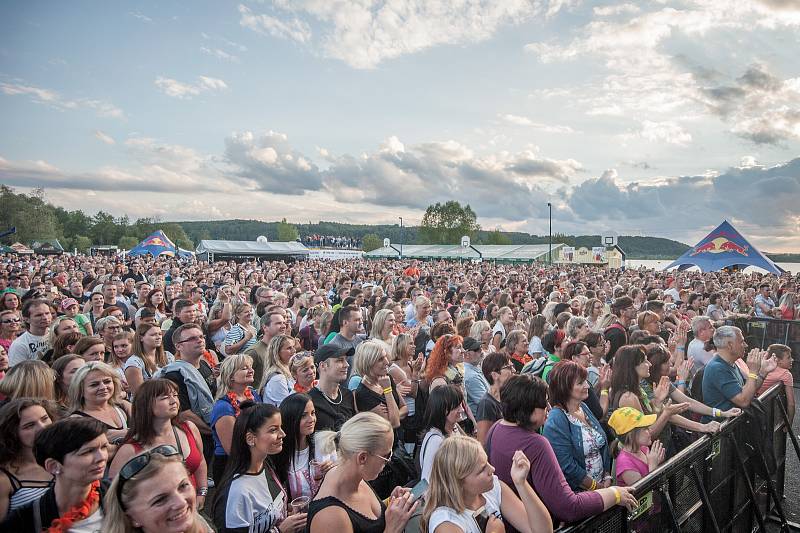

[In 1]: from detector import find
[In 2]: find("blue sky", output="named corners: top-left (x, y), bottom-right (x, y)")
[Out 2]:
top-left (1, 0), bottom-right (799, 251)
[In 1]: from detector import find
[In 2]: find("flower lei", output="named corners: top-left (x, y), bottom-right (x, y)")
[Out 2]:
top-left (44, 480), bottom-right (100, 533)
top-left (511, 352), bottom-right (533, 367)
top-left (228, 388), bottom-right (255, 416)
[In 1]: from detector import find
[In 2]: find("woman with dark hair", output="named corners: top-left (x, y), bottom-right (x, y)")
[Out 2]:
top-left (274, 393), bottom-right (337, 501)
top-left (543, 361), bottom-right (611, 492)
top-left (485, 374), bottom-right (637, 524)
top-left (108, 379), bottom-right (207, 506)
top-left (0, 399), bottom-right (55, 521)
top-left (2, 417), bottom-right (109, 532)
top-left (213, 402), bottom-right (306, 533)
top-left (419, 385), bottom-right (466, 483)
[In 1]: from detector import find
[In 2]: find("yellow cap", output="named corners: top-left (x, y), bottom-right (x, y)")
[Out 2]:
top-left (608, 407), bottom-right (657, 436)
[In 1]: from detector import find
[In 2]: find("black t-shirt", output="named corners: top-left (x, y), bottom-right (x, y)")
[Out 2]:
top-left (604, 323), bottom-right (628, 363)
top-left (354, 375), bottom-right (400, 413)
top-left (308, 386), bottom-right (356, 432)
top-left (476, 392), bottom-right (502, 423)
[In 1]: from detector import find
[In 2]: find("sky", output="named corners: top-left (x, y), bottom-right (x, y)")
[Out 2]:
top-left (1, 0), bottom-right (799, 252)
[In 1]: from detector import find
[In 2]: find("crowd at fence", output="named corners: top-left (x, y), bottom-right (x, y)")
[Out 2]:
top-left (0, 251), bottom-right (796, 533)
top-left (302, 235), bottom-right (362, 249)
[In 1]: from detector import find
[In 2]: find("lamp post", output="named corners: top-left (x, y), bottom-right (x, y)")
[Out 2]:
top-left (399, 216), bottom-right (404, 260)
top-left (547, 202), bottom-right (552, 264)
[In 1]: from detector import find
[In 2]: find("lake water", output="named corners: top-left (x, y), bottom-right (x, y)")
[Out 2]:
top-left (627, 259), bottom-right (800, 275)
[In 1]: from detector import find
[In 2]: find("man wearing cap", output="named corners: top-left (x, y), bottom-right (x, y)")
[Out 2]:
top-left (308, 344), bottom-right (356, 432)
top-left (462, 337), bottom-right (488, 416)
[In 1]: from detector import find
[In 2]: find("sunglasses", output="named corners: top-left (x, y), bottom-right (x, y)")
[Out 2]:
top-left (116, 445), bottom-right (181, 508)
top-left (371, 450), bottom-right (393, 463)
top-left (1, 318), bottom-right (20, 324)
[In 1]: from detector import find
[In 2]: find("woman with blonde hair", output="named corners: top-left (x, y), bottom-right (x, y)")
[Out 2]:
top-left (210, 354), bottom-right (260, 485)
top-left (309, 412), bottom-right (419, 533)
top-left (260, 334), bottom-right (297, 406)
top-left (369, 308), bottom-right (396, 355)
top-left (126, 323), bottom-right (173, 395)
top-left (0, 360), bottom-right (56, 402)
top-left (424, 435), bottom-right (552, 533)
top-left (469, 320), bottom-right (494, 355)
top-left (69, 361), bottom-right (131, 448)
top-left (104, 449), bottom-right (211, 533)
top-left (389, 332), bottom-right (424, 450)
top-left (353, 340), bottom-right (407, 430)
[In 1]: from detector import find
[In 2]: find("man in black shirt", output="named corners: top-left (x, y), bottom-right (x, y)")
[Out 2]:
top-left (164, 299), bottom-right (197, 354)
top-left (308, 344), bottom-right (356, 432)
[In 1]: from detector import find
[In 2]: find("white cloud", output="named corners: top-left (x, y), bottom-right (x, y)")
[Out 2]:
top-left (94, 130), bottom-right (115, 145)
top-left (154, 76), bottom-right (228, 99)
top-left (0, 81), bottom-right (125, 119)
top-left (242, 1), bottom-right (540, 69)
top-left (238, 5), bottom-right (311, 44)
top-left (200, 46), bottom-right (240, 62)
top-left (593, 4), bottom-right (640, 16)
top-left (498, 113), bottom-right (576, 133)
top-left (620, 120), bottom-right (693, 146)
top-left (127, 11), bottom-right (152, 23)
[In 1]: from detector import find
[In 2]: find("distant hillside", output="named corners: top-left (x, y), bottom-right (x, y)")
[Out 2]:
top-left (177, 219), bottom-right (692, 259)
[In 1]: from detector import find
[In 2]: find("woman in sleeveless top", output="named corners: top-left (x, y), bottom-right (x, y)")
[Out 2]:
top-left (126, 323), bottom-right (174, 395)
top-left (108, 379), bottom-right (208, 509)
top-left (308, 412), bottom-right (417, 533)
top-left (0, 399), bottom-right (55, 521)
top-left (68, 361), bottom-right (132, 452)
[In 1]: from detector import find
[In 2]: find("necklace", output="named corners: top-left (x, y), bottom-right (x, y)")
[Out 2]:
top-left (227, 388), bottom-right (255, 416)
top-left (44, 480), bottom-right (100, 533)
top-left (317, 384), bottom-right (342, 405)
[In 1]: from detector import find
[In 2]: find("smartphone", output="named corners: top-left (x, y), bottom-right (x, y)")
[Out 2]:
top-left (409, 479), bottom-right (429, 503)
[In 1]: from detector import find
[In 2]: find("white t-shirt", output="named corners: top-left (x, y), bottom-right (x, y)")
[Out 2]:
top-left (429, 475), bottom-right (503, 533)
top-left (8, 331), bottom-right (48, 366)
top-left (262, 372), bottom-right (296, 407)
top-left (420, 429), bottom-right (445, 483)
top-left (68, 507), bottom-right (104, 533)
top-left (223, 468), bottom-right (287, 532)
top-left (286, 442), bottom-right (338, 499)
top-left (527, 336), bottom-right (544, 356)
top-left (688, 338), bottom-right (715, 372)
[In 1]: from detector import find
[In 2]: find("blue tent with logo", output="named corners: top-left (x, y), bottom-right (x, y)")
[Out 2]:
top-left (127, 230), bottom-right (178, 257)
top-left (664, 220), bottom-right (784, 274)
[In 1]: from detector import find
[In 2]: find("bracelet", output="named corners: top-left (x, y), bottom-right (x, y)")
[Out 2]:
top-left (589, 479), bottom-right (597, 491)
top-left (383, 387), bottom-right (393, 394)
top-left (748, 373), bottom-right (758, 381)
top-left (711, 408), bottom-right (720, 418)
top-left (197, 487), bottom-right (208, 497)
top-left (677, 346), bottom-right (685, 352)
top-left (612, 487), bottom-right (621, 505)
top-left (676, 380), bottom-right (686, 387)
top-left (600, 389), bottom-right (609, 396)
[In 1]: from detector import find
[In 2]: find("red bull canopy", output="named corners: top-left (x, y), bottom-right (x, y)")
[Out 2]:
top-left (128, 230), bottom-right (177, 257)
top-left (664, 220), bottom-right (784, 274)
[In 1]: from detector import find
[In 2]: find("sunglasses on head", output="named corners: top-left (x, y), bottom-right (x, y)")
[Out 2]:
top-left (116, 445), bottom-right (181, 508)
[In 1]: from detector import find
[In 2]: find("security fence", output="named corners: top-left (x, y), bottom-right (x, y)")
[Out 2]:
top-left (558, 384), bottom-right (798, 532)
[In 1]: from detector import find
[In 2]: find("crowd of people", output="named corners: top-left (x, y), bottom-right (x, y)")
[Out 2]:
top-left (0, 251), bottom-right (796, 533)
top-left (301, 235), bottom-right (362, 249)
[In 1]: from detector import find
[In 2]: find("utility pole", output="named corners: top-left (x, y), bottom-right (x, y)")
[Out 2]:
top-left (547, 203), bottom-right (552, 264)
top-left (399, 216), bottom-right (404, 260)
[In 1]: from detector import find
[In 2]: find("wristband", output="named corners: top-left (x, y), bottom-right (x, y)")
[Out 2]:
top-left (712, 408), bottom-right (720, 418)
top-left (383, 387), bottom-right (393, 394)
top-left (589, 479), bottom-right (597, 491)
top-left (677, 346), bottom-right (685, 352)
top-left (748, 373), bottom-right (758, 381)
top-left (600, 389), bottom-right (609, 396)
top-left (197, 487), bottom-right (208, 496)
top-left (612, 487), bottom-right (621, 505)
top-left (676, 380), bottom-right (686, 387)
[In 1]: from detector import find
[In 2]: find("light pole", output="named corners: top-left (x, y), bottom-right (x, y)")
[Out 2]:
top-left (399, 216), bottom-right (404, 260)
top-left (547, 202), bottom-right (552, 264)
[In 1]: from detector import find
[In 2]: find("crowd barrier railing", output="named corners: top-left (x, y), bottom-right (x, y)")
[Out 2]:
top-left (739, 317), bottom-right (800, 389)
top-left (557, 384), bottom-right (799, 532)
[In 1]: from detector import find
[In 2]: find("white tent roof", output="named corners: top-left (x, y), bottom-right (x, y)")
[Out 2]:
top-left (196, 240), bottom-right (309, 256)
top-left (364, 243), bottom-right (564, 261)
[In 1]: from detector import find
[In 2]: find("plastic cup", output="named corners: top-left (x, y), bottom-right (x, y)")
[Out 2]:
top-left (291, 496), bottom-right (310, 514)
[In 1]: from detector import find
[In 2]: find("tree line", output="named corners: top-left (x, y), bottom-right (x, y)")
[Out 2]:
top-left (0, 185), bottom-right (719, 259)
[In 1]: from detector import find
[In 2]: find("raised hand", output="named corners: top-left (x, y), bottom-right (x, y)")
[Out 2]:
top-left (646, 440), bottom-right (665, 469)
top-left (664, 400), bottom-right (690, 417)
top-left (677, 357), bottom-right (694, 382)
top-left (598, 364), bottom-right (612, 391)
top-left (653, 376), bottom-right (671, 404)
top-left (760, 355), bottom-right (778, 375)
top-left (509, 450), bottom-right (531, 486)
top-left (746, 348), bottom-right (765, 374)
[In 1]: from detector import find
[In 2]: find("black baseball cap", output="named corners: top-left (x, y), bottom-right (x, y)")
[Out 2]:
top-left (462, 337), bottom-right (482, 352)
top-left (314, 344), bottom-right (355, 364)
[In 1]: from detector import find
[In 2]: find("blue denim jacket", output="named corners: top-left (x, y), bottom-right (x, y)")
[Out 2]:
top-left (543, 403), bottom-right (610, 491)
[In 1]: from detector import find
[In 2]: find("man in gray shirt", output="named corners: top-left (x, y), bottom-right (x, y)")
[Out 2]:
top-left (327, 305), bottom-right (366, 377)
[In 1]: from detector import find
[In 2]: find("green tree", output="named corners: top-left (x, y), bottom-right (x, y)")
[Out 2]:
top-left (485, 228), bottom-right (512, 245)
top-left (361, 233), bottom-right (382, 252)
top-left (73, 235), bottom-right (92, 253)
top-left (118, 236), bottom-right (139, 250)
top-left (418, 201), bottom-right (480, 244)
top-left (276, 218), bottom-right (299, 241)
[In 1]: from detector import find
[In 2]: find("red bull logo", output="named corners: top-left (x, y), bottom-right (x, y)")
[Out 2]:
top-left (689, 237), bottom-right (748, 257)
top-left (143, 237), bottom-right (167, 246)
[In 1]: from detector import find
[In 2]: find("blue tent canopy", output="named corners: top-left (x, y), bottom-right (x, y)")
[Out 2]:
top-left (663, 220), bottom-right (784, 274)
top-left (128, 230), bottom-right (177, 257)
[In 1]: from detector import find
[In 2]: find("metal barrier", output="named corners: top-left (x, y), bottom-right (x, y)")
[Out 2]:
top-left (557, 384), bottom-right (799, 532)
top-left (740, 317), bottom-right (800, 389)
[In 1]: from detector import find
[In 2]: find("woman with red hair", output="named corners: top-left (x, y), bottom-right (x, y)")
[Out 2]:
top-left (425, 334), bottom-right (476, 433)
